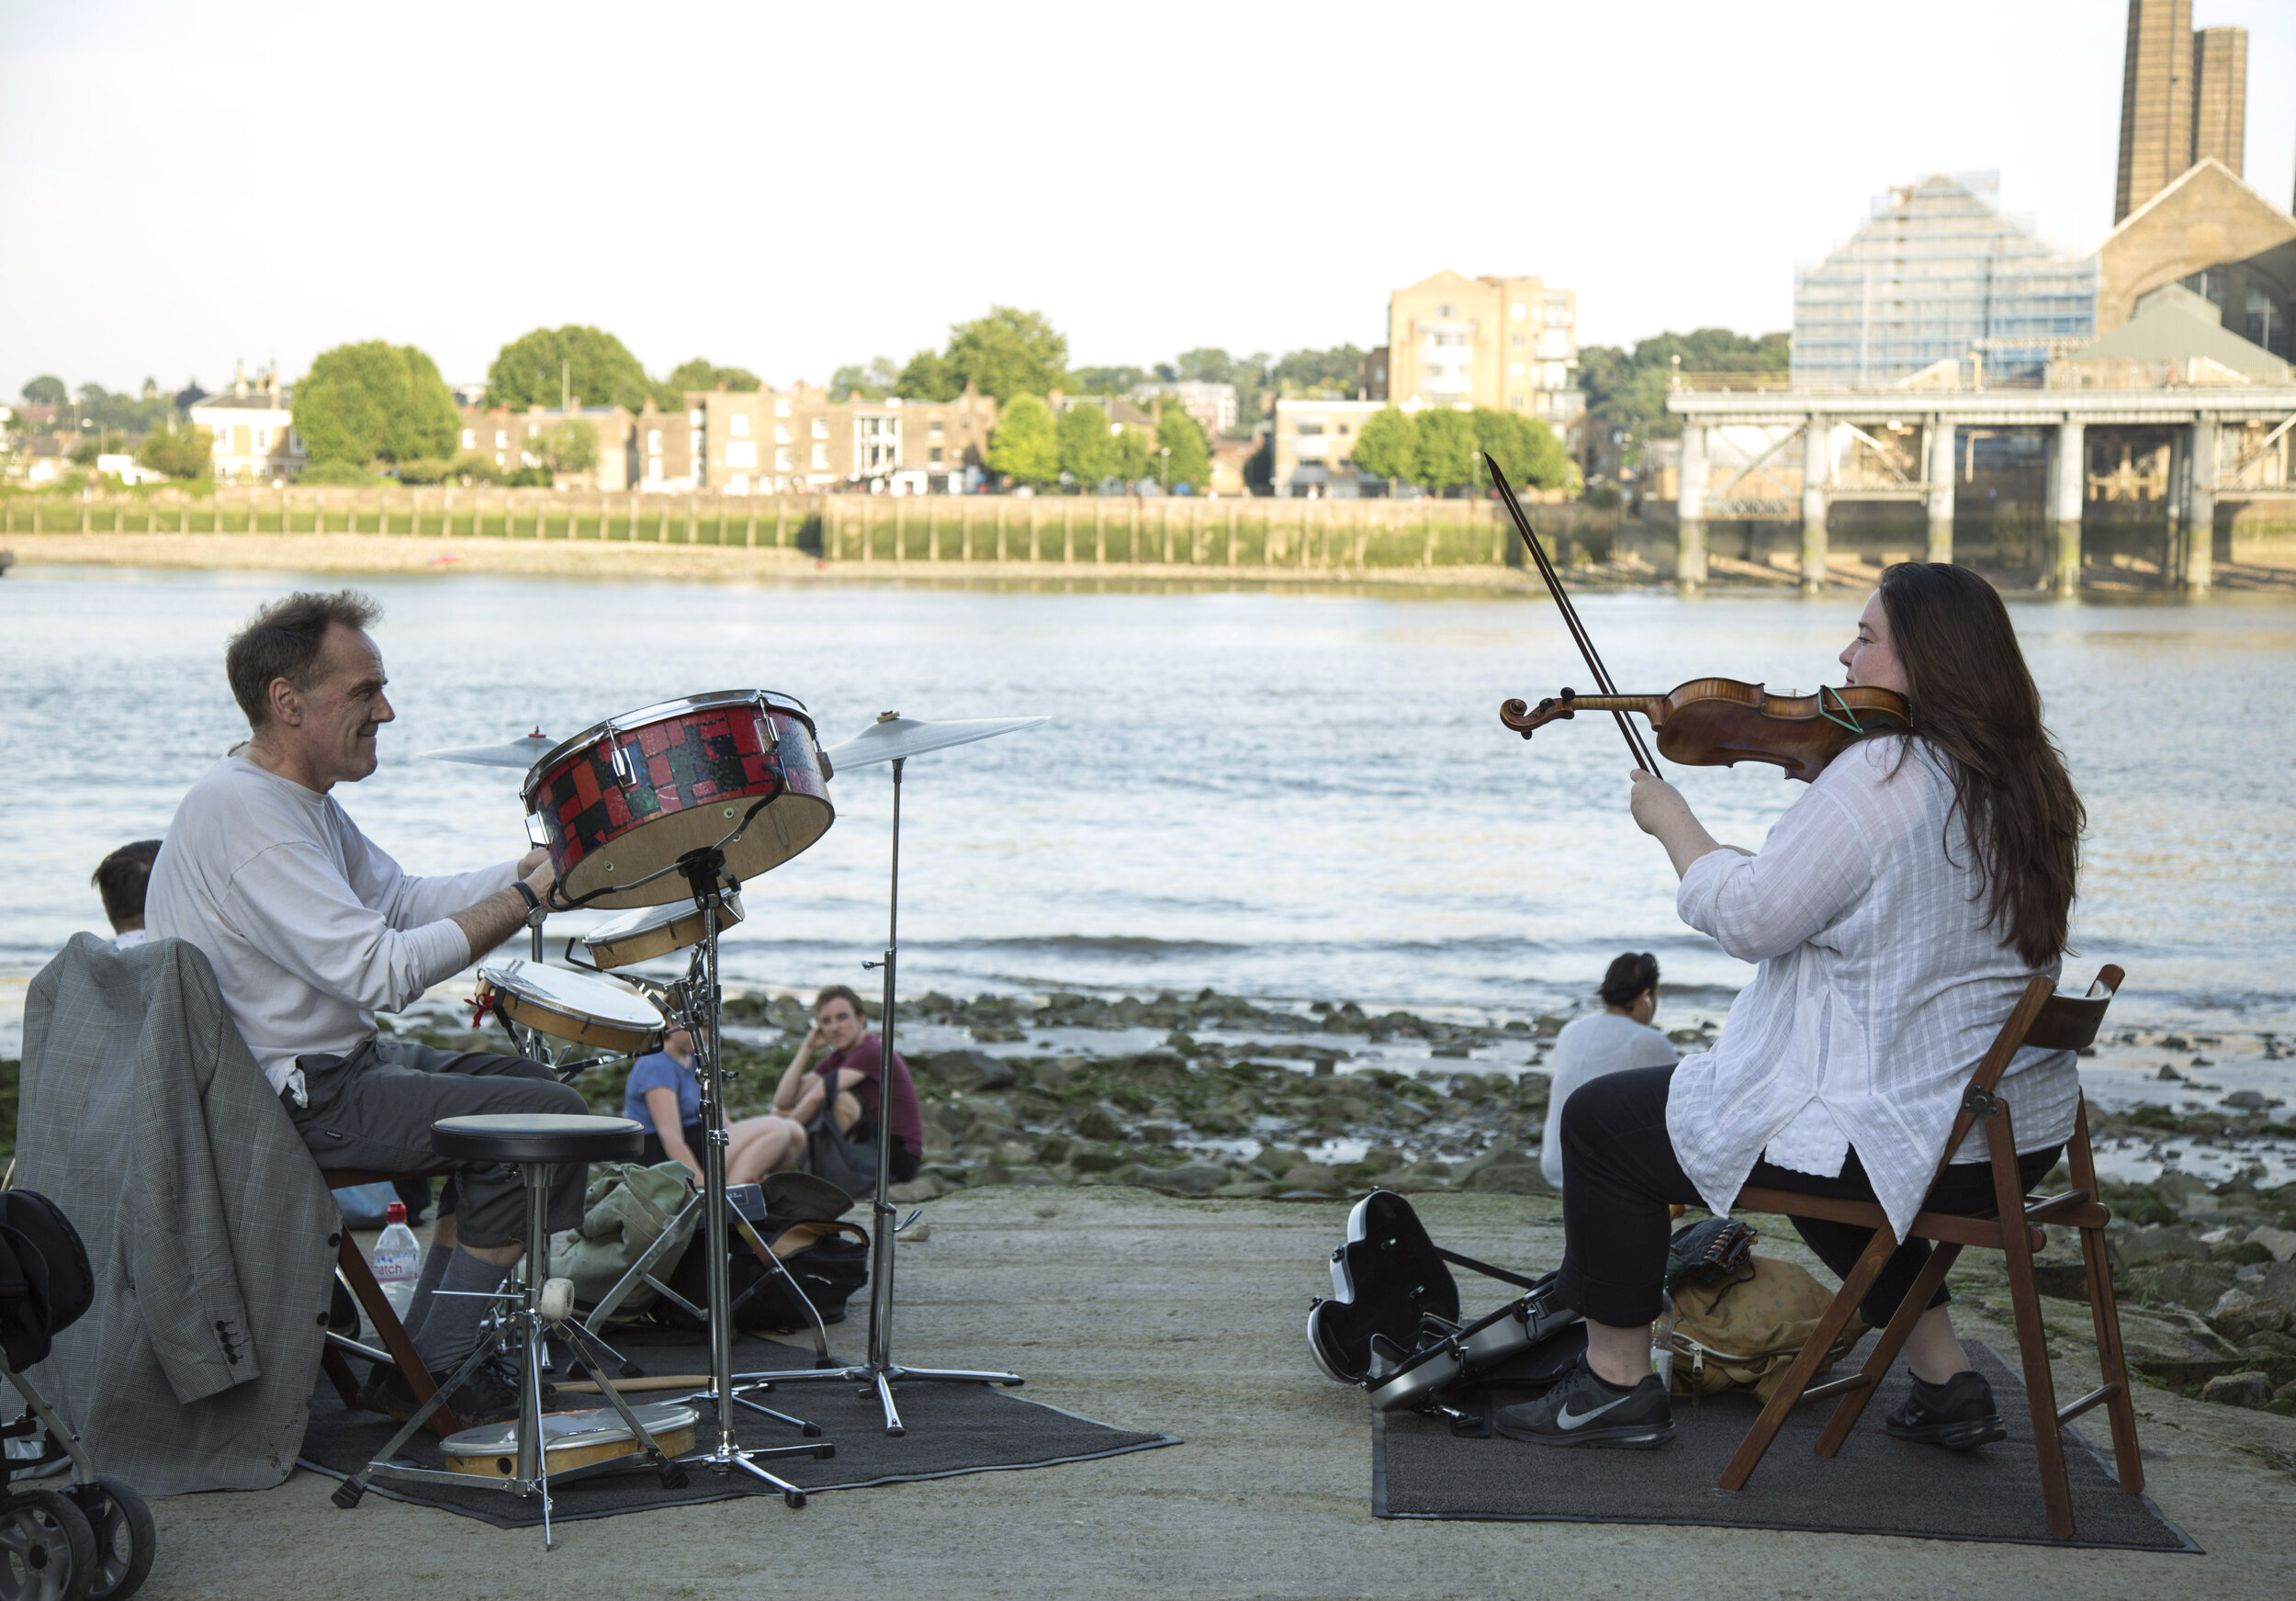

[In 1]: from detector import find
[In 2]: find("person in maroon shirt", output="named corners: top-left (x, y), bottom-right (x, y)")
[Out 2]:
top-left (726, 984), bottom-right (922, 1184)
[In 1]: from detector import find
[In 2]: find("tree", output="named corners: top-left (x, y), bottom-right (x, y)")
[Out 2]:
top-left (1110, 424), bottom-right (1154, 484)
top-left (662, 359), bottom-right (760, 400)
top-left (138, 424), bottom-right (213, 480)
top-left (1351, 407), bottom-right (1417, 487)
top-left (1472, 408), bottom-right (1570, 490)
top-left (1273, 344), bottom-right (1367, 396)
top-left (986, 395), bottom-right (1059, 485)
top-left (1071, 365), bottom-right (1146, 395)
top-left (945, 308), bottom-right (1068, 403)
top-left (1055, 400), bottom-right (1116, 486)
top-left (20, 376), bottom-right (65, 406)
top-left (1154, 405), bottom-right (1210, 489)
top-left (1412, 408), bottom-right (1479, 491)
top-left (294, 341), bottom-right (460, 467)
top-left (894, 350), bottom-right (958, 401)
top-left (487, 326), bottom-right (654, 413)
top-left (299, 458), bottom-right (384, 485)
top-left (1577, 328), bottom-right (1789, 447)
top-left (532, 420), bottom-right (598, 476)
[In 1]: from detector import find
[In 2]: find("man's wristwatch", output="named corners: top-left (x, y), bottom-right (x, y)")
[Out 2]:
top-left (512, 879), bottom-right (542, 913)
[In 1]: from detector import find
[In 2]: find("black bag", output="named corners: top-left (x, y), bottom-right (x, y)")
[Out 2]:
top-left (657, 1178), bottom-right (873, 1335)
top-left (801, 1107), bottom-right (878, 1202)
top-left (0, 1190), bottom-right (96, 1371)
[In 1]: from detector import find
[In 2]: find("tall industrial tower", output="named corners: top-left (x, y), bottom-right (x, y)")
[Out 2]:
top-left (2115, 2), bottom-right (2250, 223)
top-left (2116, 0), bottom-right (2192, 223)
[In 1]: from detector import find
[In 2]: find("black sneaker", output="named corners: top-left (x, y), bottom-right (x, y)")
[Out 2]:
top-left (1493, 1354), bottom-right (1674, 1449)
top-left (357, 1354), bottom-right (555, 1428)
top-left (1885, 1370), bottom-right (2006, 1449)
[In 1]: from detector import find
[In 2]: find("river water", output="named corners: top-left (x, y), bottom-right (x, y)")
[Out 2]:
top-left (3, 565), bottom-right (2290, 1027)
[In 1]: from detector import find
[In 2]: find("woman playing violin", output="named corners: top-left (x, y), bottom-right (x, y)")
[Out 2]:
top-left (1501, 562), bottom-right (2086, 1451)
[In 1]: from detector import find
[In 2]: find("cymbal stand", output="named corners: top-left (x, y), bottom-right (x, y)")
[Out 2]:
top-left (732, 755), bottom-right (1023, 1435)
top-left (666, 850), bottom-right (833, 1497)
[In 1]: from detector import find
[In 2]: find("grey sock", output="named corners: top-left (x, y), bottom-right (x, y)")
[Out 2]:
top-left (400, 1245), bottom-right (454, 1341)
top-left (412, 1248), bottom-right (511, 1375)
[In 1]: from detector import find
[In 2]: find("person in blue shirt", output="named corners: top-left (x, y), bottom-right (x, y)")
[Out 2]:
top-left (624, 1028), bottom-right (703, 1180)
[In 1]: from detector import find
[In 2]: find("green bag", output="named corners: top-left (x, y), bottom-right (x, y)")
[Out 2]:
top-left (547, 1161), bottom-right (699, 1324)
top-left (1664, 1253), bottom-right (1869, 1404)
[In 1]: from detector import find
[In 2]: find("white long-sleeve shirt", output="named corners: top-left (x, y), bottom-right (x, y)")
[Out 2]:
top-left (1664, 735), bottom-right (2077, 1243)
top-left (1538, 1012), bottom-right (1681, 1193)
top-left (146, 753), bottom-right (516, 1094)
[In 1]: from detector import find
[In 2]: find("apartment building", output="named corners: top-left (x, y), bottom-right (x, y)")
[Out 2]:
top-left (1379, 270), bottom-right (1581, 434)
top-left (458, 404), bottom-right (636, 490)
top-left (1270, 398), bottom-right (1390, 498)
top-left (191, 370), bottom-right (306, 480)
top-left (672, 383), bottom-right (998, 494)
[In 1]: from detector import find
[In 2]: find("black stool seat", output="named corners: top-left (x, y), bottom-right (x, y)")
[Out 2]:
top-left (432, 1113), bottom-right (646, 1165)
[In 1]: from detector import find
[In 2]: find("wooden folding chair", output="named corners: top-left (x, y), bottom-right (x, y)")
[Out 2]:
top-left (1717, 964), bottom-right (2139, 1539)
top-left (320, 1168), bottom-right (460, 1438)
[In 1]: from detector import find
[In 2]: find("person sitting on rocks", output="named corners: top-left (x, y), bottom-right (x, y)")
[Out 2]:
top-left (1537, 953), bottom-right (1679, 1195)
top-left (722, 985), bottom-right (922, 1187)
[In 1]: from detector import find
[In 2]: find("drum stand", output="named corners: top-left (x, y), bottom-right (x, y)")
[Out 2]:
top-left (663, 851), bottom-right (834, 1495)
top-left (730, 755), bottom-right (1024, 1435)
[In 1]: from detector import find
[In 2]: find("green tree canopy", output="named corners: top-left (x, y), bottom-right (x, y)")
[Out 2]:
top-left (1412, 408), bottom-right (1479, 491)
top-left (487, 326), bottom-right (654, 413)
top-left (1055, 400), bottom-right (1116, 485)
top-left (1110, 423), bottom-right (1154, 484)
top-left (945, 308), bottom-right (1068, 403)
top-left (293, 341), bottom-right (460, 467)
top-left (985, 394), bottom-right (1059, 484)
top-left (1576, 328), bottom-right (1789, 449)
top-left (20, 375), bottom-right (65, 406)
top-left (532, 420), bottom-right (598, 476)
top-left (1154, 405), bottom-right (1210, 489)
top-left (1351, 407), bottom-right (1417, 484)
top-left (1071, 365), bottom-right (1146, 395)
top-left (894, 350), bottom-right (958, 401)
top-left (1273, 344), bottom-right (1367, 397)
top-left (829, 356), bottom-right (905, 400)
top-left (138, 423), bottom-right (212, 480)
top-left (662, 359), bottom-right (760, 400)
top-left (1471, 408), bottom-right (1570, 490)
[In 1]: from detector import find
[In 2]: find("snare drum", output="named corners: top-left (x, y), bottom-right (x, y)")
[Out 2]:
top-left (523, 691), bottom-right (832, 910)
top-left (580, 890), bottom-right (744, 970)
top-left (478, 959), bottom-right (666, 1054)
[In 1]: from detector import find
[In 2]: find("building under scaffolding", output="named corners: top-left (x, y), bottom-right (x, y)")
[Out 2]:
top-left (1792, 173), bottom-right (2097, 388)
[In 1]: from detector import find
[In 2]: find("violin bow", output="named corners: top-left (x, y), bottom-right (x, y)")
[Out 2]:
top-left (1482, 452), bottom-right (1662, 776)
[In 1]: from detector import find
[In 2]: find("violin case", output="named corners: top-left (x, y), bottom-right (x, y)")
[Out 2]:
top-left (1307, 1189), bottom-right (1581, 1413)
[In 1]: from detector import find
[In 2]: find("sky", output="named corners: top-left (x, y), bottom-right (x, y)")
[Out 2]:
top-left (3, 0), bottom-right (2291, 398)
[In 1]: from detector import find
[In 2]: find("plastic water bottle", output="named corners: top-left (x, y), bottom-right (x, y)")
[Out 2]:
top-left (371, 1202), bottom-right (422, 1320)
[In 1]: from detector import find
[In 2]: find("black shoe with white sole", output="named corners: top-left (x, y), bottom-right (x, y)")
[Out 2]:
top-left (1493, 1354), bottom-right (1674, 1449)
top-left (1884, 1370), bottom-right (2007, 1449)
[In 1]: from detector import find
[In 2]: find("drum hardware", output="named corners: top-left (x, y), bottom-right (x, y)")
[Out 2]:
top-left (731, 711), bottom-right (1047, 1436)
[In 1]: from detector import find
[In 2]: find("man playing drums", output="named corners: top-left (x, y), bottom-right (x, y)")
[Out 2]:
top-left (147, 590), bottom-right (586, 1426)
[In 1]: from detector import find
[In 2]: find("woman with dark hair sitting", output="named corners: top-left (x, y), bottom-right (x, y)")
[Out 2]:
top-left (1536, 953), bottom-right (1678, 1195)
top-left (1500, 563), bottom-right (2085, 1453)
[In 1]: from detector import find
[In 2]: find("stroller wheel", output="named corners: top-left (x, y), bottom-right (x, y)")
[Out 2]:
top-left (0, 1487), bottom-right (97, 1601)
top-left (67, 1481), bottom-right (153, 1601)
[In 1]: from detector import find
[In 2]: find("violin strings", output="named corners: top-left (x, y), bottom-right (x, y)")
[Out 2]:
top-left (1484, 456), bottom-right (1661, 774)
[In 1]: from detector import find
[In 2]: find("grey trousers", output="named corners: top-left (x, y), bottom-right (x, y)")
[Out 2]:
top-left (286, 1034), bottom-right (587, 1250)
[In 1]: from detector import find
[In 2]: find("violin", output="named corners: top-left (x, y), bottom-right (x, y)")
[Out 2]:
top-left (1498, 679), bottom-right (1911, 784)
top-left (1479, 455), bottom-right (1910, 784)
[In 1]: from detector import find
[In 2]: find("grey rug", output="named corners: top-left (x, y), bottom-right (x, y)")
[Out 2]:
top-left (300, 1329), bottom-right (1177, 1528)
top-left (1374, 1340), bottom-right (2196, 1551)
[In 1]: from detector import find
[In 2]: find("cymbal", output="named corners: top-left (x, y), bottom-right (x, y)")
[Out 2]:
top-left (823, 714), bottom-right (1049, 772)
top-left (417, 729), bottom-right (557, 769)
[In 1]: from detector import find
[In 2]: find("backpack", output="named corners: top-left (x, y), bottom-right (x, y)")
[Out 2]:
top-left (656, 1176), bottom-right (873, 1334)
top-left (1662, 1252), bottom-right (1868, 1404)
top-left (0, 1190), bottom-right (96, 1371)
top-left (548, 1162), bottom-right (703, 1325)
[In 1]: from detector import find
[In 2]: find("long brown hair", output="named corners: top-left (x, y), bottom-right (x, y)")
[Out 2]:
top-left (1877, 563), bottom-right (2083, 967)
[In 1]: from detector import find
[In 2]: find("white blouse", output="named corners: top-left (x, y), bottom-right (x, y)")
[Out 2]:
top-left (1664, 735), bottom-right (2077, 1243)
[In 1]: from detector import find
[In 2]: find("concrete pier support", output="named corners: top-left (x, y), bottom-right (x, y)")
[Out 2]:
top-left (1799, 417), bottom-right (1829, 593)
top-left (2048, 419), bottom-right (2086, 593)
top-left (1925, 417), bottom-right (1955, 564)
top-left (2186, 417), bottom-right (2217, 592)
top-left (1676, 423), bottom-right (1708, 588)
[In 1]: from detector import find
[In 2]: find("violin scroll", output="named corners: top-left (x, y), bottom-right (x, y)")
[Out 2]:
top-left (1499, 688), bottom-right (1576, 740)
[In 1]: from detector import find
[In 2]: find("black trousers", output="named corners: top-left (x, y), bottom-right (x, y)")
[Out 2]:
top-left (287, 1034), bottom-right (588, 1250)
top-left (1556, 1065), bottom-right (2060, 1329)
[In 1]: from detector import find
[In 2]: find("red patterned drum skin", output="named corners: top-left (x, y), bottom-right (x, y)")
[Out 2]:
top-left (523, 690), bottom-right (833, 908)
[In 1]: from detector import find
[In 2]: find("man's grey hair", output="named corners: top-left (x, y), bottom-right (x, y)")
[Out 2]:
top-left (224, 590), bottom-right (382, 727)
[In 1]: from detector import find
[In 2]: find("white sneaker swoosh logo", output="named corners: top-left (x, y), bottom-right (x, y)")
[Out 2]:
top-left (1554, 1392), bottom-right (1637, 1430)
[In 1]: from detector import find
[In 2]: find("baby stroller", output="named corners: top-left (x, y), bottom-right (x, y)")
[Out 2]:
top-left (0, 1189), bottom-right (153, 1601)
